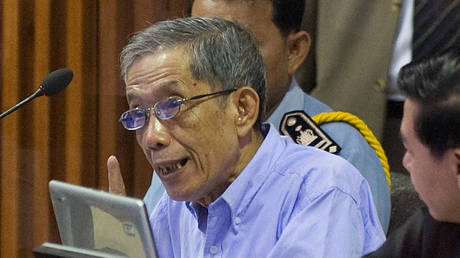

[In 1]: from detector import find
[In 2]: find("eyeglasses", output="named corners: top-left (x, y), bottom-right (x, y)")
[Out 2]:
top-left (120, 88), bottom-right (237, 130)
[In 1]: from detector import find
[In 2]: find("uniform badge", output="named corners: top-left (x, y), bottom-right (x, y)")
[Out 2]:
top-left (280, 111), bottom-right (341, 154)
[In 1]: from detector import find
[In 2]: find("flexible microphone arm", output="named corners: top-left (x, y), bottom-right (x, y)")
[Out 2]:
top-left (0, 68), bottom-right (73, 120)
top-left (0, 89), bottom-right (44, 119)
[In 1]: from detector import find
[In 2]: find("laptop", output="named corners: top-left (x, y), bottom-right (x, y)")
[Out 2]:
top-left (46, 180), bottom-right (158, 258)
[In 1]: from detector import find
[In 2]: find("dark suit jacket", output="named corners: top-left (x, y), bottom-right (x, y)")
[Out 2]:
top-left (365, 207), bottom-right (460, 258)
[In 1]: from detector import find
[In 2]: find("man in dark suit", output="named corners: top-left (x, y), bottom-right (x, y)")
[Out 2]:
top-left (365, 46), bottom-right (460, 257)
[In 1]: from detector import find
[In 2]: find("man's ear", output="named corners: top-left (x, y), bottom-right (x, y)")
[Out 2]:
top-left (231, 86), bottom-right (260, 137)
top-left (455, 149), bottom-right (460, 190)
top-left (286, 30), bottom-right (311, 76)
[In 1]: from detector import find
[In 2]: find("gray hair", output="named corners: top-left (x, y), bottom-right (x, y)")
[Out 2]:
top-left (120, 16), bottom-right (267, 128)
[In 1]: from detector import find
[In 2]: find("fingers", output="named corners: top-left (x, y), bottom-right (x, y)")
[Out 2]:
top-left (107, 155), bottom-right (126, 196)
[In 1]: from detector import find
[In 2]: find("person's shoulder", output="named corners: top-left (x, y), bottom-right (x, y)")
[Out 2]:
top-left (277, 134), bottom-right (358, 173)
top-left (320, 120), bottom-right (368, 145)
top-left (278, 139), bottom-right (345, 165)
top-left (275, 142), bottom-right (365, 197)
top-left (299, 90), bottom-right (333, 115)
top-left (318, 118), bottom-right (381, 167)
top-left (275, 107), bottom-right (383, 191)
top-left (364, 208), bottom-right (426, 257)
top-left (278, 92), bottom-right (375, 160)
top-left (288, 85), bottom-right (373, 154)
top-left (284, 80), bottom-right (333, 115)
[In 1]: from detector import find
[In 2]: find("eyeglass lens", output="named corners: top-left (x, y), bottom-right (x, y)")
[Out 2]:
top-left (120, 97), bottom-right (182, 130)
top-left (120, 89), bottom-right (236, 130)
top-left (120, 108), bottom-right (147, 130)
top-left (154, 97), bottom-right (182, 120)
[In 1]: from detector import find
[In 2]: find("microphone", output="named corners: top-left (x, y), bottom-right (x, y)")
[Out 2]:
top-left (0, 68), bottom-right (73, 120)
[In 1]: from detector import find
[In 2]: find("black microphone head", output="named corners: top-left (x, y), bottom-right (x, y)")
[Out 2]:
top-left (40, 68), bottom-right (73, 96)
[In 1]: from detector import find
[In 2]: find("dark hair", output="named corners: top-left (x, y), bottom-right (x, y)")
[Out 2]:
top-left (398, 46), bottom-right (460, 158)
top-left (271, 0), bottom-right (305, 36)
top-left (189, 0), bottom-right (305, 36)
top-left (120, 17), bottom-right (266, 129)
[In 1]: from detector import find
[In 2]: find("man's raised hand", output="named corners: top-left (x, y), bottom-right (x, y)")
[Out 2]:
top-left (107, 155), bottom-right (126, 196)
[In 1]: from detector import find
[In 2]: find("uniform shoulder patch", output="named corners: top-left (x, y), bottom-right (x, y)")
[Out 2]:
top-left (280, 111), bottom-right (341, 154)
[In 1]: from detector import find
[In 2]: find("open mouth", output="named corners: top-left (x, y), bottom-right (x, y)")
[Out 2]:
top-left (157, 158), bottom-right (188, 176)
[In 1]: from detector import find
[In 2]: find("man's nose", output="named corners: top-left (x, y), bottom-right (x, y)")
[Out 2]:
top-left (141, 115), bottom-right (171, 150)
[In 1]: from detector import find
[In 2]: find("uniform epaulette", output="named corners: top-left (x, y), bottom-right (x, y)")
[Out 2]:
top-left (280, 111), bottom-right (341, 154)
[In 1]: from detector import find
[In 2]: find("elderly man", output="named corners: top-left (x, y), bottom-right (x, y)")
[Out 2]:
top-left (110, 17), bottom-right (384, 257)
top-left (365, 47), bottom-right (460, 257)
top-left (142, 0), bottom-right (391, 232)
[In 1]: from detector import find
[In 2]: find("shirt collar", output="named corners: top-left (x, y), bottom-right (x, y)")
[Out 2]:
top-left (184, 124), bottom-right (286, 222)
top-left (217, 123), bottom-right (286, 217)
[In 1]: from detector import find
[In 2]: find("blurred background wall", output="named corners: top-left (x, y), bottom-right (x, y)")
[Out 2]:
top-left (0, 1), bottom-right (189, 257)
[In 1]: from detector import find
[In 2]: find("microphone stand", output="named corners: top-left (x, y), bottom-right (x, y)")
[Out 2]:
top-left (0, 88), bottom-right (44, 120)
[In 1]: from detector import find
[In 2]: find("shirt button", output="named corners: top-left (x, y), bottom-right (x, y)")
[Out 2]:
top-left (210, 245), bottom-right (219, 254)
top-left (234, 217), bottom-right (241, 225)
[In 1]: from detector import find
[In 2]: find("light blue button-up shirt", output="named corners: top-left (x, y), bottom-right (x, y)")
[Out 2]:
top-left (145, 79), bottom-right (391, 232)
top-left (150, 124), bottom-right (385, 258)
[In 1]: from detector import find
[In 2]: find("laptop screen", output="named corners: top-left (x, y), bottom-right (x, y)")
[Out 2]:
top-left (48, 180), bottom-right (158, 258)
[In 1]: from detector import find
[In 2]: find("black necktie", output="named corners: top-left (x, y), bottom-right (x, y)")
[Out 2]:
top-left (413, 0), bottom-right (460, 61)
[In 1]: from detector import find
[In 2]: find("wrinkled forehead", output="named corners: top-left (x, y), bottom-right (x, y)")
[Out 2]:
top-left (127, 47), bottom-right (190, 79)
top-left (124, 43), bottom-right (190, 78)
top-left (124, 50), bottom-right (199, 96)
